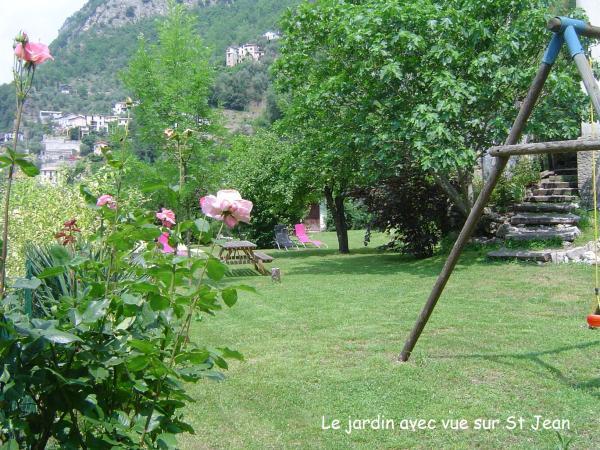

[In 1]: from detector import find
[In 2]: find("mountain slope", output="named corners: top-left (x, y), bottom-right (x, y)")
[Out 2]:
top-left (0, 0), bottom-right (300, 130)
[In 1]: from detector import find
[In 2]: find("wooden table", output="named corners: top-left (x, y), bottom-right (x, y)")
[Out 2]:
top-left (218, 240), bottom-right (268, 275)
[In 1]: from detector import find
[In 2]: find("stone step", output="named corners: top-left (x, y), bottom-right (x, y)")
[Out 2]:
top-left (510, 212), bottom-right (580, 225)
top-left (553, 168), bottom-right (577, 175)
top-left (547, 175), bottom-right (577, 182)
top-left (540, 181), bottom-right (577, 189)
top-left (532, 188), bottom-right (579, 196)
top-left (505, 226), bottom-right (580, 242)
top-left (513, 202), bottom-right (578, 213)
top-left (487, 248), bottom-right (551, 262)
top-left (524, 195), bottom-right (579, 203)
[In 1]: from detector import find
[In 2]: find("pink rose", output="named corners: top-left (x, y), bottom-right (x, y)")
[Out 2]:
top-left (97, 194), bottom-right (116, 209)
top-left (156, 208), bottom-right (176, 228)
top-left (157, 232), bottom-right (175, 254)
top-left (14, 42), bottom-right (53, 65)
top-left (200, 189), bottom-right (252, 228)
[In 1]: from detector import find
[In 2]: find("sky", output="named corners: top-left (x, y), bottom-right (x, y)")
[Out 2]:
top-left (0, 0), bottom-right (87, 84)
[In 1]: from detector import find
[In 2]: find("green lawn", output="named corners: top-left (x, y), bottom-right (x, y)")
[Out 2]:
top-left (181, 231), bottom-right (599, 449)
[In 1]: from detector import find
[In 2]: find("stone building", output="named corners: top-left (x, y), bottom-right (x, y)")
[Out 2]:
top-left (40, 136), bottom-right (80, 163)
top-left (576, 0), bottom-right (600, 207)
top-left (226, 43), bottom-right (264, 67)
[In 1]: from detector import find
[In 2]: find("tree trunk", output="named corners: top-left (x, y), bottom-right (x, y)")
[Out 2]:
top-left (432, 172), bottom-right (470, 217)
top-left (324, 186), bottom-right (350, 254)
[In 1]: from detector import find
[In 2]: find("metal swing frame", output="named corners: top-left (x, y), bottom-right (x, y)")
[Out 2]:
top-left (400, 17), bottom-right (600, 362)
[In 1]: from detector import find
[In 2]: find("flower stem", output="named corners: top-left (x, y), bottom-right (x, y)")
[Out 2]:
top-left (0, 98), bottom-right (25, 297)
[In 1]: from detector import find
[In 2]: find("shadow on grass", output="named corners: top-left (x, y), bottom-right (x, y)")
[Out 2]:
top-left (430, 340), bottom-right (600, 399)
top-left (274, 249), bottom-right (501, 278)
top-left (225, 268), bottom-right (261, 277)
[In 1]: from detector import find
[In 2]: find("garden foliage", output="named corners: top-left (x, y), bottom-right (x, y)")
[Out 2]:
top-left (0, 148), bottom-right (250, 449)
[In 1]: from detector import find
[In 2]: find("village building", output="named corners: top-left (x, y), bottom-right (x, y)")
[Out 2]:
top-left (113, 101), bottom-right (128, 115)
top-left (39, 136), bottom-right (80, 183)
top-left (226, 43), bottom-right (264, 67)
top-left (40, 136), bottom-right (80, 163)
top-left (93, 140), bottom-right (110, 155)
top-left (39, 110), bottom-right (63, 123)
top-left (0, 132), bottom-right (24, 144)
top-left (263, 31), bottom-right (280, 41)
top-left (39, 162), bottom-right (65, 184)
top-left (52, 113), bottom-right (131, 138)
top-left (56, 114), bottom-right (87, 130)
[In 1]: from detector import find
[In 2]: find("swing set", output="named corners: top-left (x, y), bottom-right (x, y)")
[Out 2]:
top-left (400, 17), bottom-right (600, 362)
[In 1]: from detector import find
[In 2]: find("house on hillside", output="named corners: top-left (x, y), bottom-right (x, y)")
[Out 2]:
top-left (40, 162), bottom-right (65, 184)
top-left (40, 136), bottom-right (80, 163)
top-left (56, 114), bottom-right (87, 130)
top-left (0, 132), bottom-right (24, 144)
top-left (226, 43), bottom-right (264, 67)
top-left (51, 113), bottom-right (131, 138)
top-left (93, 141), bottom-right (110, 155)
top-left (39, 110), bottom-right (63, 123)
top-left (113, 101), bottom-right (128, 115)
top-left (39, 136), bottom-right (80, 183)
top-left (263, 31), bottom-right (280, 41)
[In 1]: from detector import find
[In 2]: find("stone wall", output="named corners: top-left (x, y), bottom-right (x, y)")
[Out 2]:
top-left (578, 123), bottom-right (600, 208)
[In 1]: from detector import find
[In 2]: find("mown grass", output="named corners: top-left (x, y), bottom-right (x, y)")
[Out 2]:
top-left (181, 230), bottom-right (599, 449)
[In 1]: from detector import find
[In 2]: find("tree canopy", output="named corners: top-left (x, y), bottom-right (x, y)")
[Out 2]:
top-left (274, 0), bottom-right (586, 222)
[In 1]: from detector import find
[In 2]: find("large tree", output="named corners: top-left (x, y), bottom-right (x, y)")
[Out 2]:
top-left (123, 2), bottom-right (223, 220)
top-left (274, 0), bottom-right (586, 252)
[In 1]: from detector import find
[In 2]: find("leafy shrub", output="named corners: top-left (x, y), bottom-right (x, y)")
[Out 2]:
top-left (3, 177), bottom-right (95, 277)
top-left (489, 156), bottom-right (541, 209)
top-left (0, 180), bottom-right (249, 448)
top-left (226, 130), bottom-right (312, 248)
top-left (326, 199), bottom-right (372, 231)
top-left (356, 160), bottom-right (450, 258)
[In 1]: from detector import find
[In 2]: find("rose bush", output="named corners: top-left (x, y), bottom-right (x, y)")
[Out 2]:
top-left (0, 160), bottom-right (253, 448)
top-left (0, 33), bottom-right (254, 447)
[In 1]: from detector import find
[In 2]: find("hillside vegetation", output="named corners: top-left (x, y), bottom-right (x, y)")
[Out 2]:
top-left (0, 0), bottom-right (300, 130)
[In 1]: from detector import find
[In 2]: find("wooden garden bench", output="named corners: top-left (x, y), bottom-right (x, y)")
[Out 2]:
top-left (253, 251), bottom-right (274, 263)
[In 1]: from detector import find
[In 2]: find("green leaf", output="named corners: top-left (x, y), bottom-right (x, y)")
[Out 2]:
top-left (179, 220), bottom-right (196, 232)
top-left (39, 328), bottom-right (82, 344)
top-left (206, 258), bottom-right (227, 281)
top-left (122, 293), bottom-right (143, 305)
top-left (141, 181), bottom-right (168, 193)
top-left (194, 218), bottom-right (210, 233)
top-left (218, 347), bottom-right (244, 361)
top-left (37, 266), bottom-right (66, 279)
top-left (231, 284), bottom-right (257, 294)
top-left (0, 365), bottom-right (10, 383)
top-left (50, 245), bottom-right (71, 265)
top-left (0, 439), bottom-right (19, 450)
top-left (79, 184), bottom-right (98, 205)
top-left (127, 354), bottom-right (150, 372)
top-left (115, 316), bottom-right (136, 331)
top-left (12, 277), bottom-right (41, 290)
top-left (89, 366), bottom-right (110, 381)
top-left (222, 288), bottom-right (237, 307)
top-left (82, 299), bottom-right (110, 323)
top-left (130, 339), bottom-right (156, 354)
top-left (175, 349), bottom-right (210, 364)
top-left (15, 158), bottom-right (39, 177)
top-left (157, 433), bottom-right (177, 449)
top-left (149, 294), bottom-right (170, 311)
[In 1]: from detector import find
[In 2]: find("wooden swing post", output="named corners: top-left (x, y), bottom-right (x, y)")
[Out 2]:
top-left (399, 18), bottom-right (600, 362)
